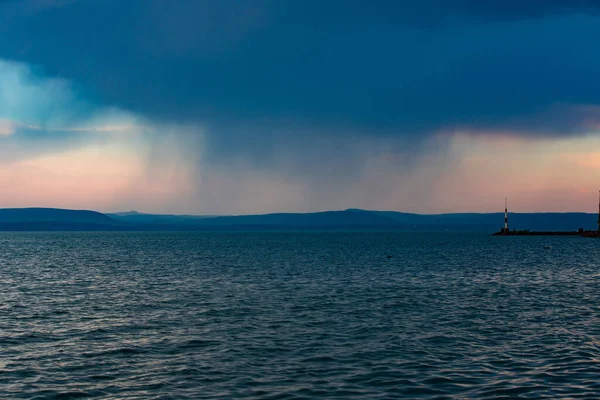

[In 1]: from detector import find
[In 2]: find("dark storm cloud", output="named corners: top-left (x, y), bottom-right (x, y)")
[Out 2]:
top-left (358, 0), bottom-right (600, 25)
top-left (1, 0), bottom-right (600, 154)
top-left (441, 0), bottom-right (600, 20)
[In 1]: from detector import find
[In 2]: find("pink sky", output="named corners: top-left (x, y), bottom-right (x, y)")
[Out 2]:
top-left (2, 128), bottom-right (600, 215)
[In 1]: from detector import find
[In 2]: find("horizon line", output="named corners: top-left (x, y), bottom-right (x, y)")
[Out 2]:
top-left (1, 207), bottom-right (600, 217)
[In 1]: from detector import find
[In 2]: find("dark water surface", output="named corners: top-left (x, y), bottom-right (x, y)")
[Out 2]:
top-left (2, 232), bottom-right (600, 399)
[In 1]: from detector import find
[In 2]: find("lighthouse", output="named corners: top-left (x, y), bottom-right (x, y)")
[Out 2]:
top-left (504, 198), bottom-right (509, 233)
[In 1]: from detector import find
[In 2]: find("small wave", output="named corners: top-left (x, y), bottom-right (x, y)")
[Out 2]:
top-left (83, 347), bottom-right (148, 358)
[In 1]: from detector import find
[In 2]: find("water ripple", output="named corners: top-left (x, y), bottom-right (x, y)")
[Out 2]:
top-left (2, 232), bottom-right (600, 398)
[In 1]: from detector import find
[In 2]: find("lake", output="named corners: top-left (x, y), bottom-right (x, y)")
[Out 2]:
top-left (2, 232), bottom-right (600, 399)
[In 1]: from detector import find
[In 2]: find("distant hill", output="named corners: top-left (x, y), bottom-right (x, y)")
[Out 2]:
top-left (0, 207), bottom-right (598, 231)
top-left (363, 210), bottom-right (598, 231)
top-left (109, 211), bottom-right (216, 225)
top-left (195, 210), bottom-right (398, 227)
top-left (108, 209), bottom-right (600, 231)
top-left (0, 208), bottom-right (122, 231)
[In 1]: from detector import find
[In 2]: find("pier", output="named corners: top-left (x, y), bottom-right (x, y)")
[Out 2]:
top-left (493, 194), bottom-right (600, 237)
top-left (493, 229), bottom-right (587, 236)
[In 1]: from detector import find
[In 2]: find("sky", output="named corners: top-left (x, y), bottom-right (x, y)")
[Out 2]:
top-left (1, 0), bottom-right (600, 214)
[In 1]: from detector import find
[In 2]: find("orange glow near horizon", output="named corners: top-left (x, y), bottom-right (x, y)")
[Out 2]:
top-left (434, 133), bottom-right (600, 213)
top-left (2, 130), bottom-right (600, 214)
top-left (0, 145), bottom-right (141, 209)
top-left (0, 142), bottom-right (196, 212)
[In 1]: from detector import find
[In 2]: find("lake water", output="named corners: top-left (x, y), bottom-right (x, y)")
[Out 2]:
top-left (2, 232), bottom-right (600, 399)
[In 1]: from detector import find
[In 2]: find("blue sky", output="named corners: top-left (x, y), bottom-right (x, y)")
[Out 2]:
top-left (1, 0), bottom-right (600, 214)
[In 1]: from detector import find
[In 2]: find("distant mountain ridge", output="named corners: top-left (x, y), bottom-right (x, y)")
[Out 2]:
top-left (0, 208), bottom-right (121, 231)
top-left (0, 207), bottom-right (597, 231)
top-left (0, 208), bottom-right (115, 224)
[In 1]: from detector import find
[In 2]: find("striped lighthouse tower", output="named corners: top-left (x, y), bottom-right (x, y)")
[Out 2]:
top-left (504, 198), bottom-right (509, 233)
